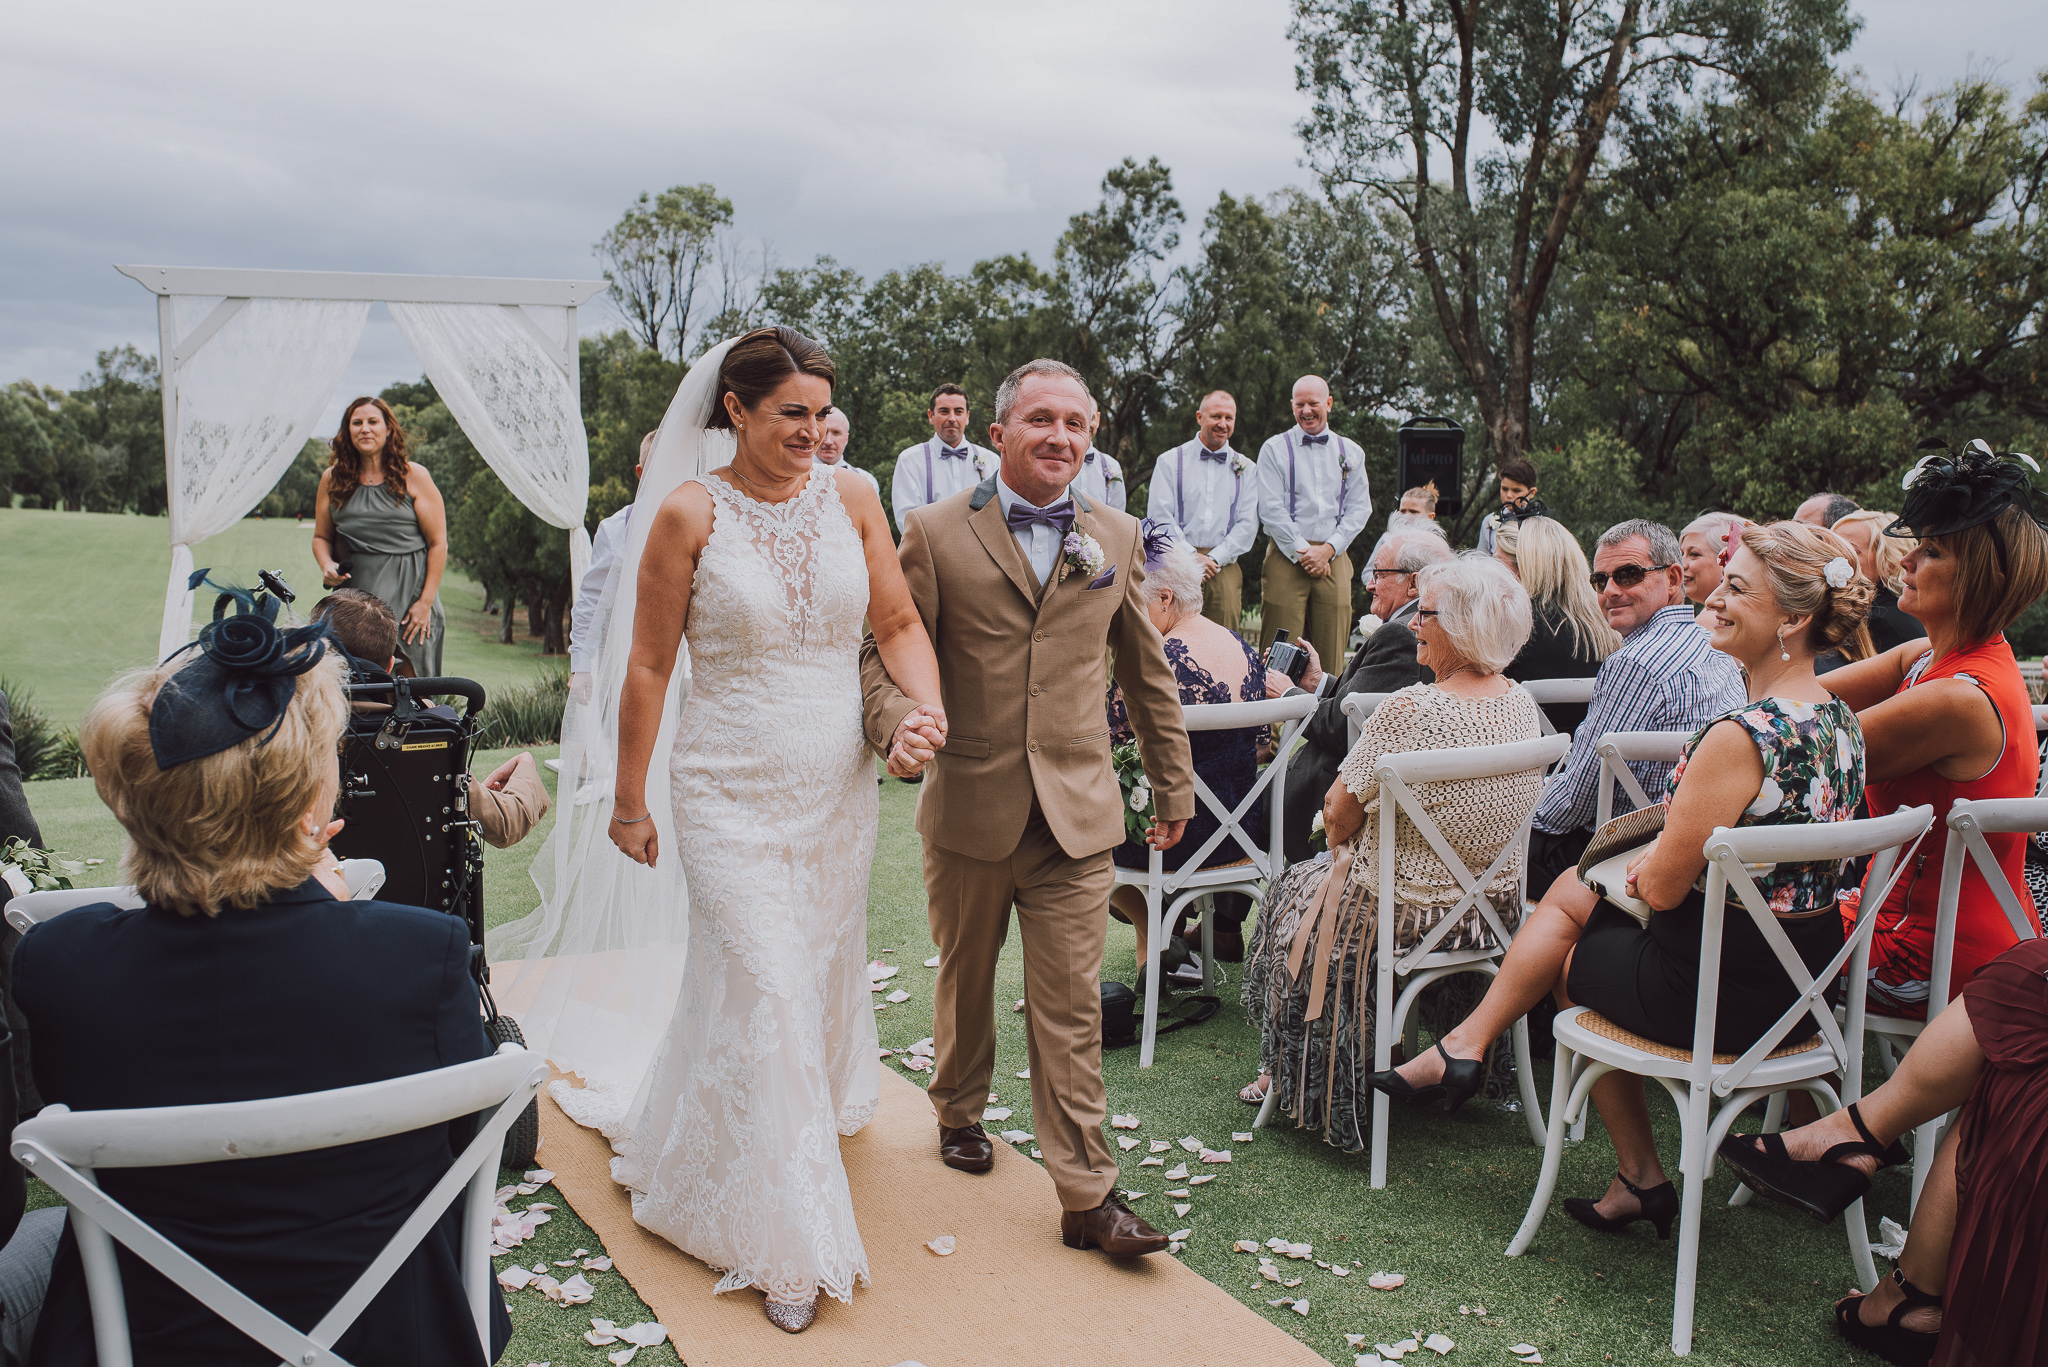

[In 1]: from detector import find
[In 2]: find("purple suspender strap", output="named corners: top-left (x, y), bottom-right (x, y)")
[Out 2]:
top-left (1176, 444), bottom-right (1189, 524)
top-left (1334, 436), bottom-right (1348, 522)
top-left (1284, 432), bottom-right (1297, 517)
top-left (924, 440), bottom-right (935, 504)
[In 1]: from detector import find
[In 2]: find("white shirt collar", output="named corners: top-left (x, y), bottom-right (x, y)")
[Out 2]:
top-left (995, 471), bottom-right (1073, 514)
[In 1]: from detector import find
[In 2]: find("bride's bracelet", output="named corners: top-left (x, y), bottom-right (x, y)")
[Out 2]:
top-left (612, 811), bottom-right (652, 825)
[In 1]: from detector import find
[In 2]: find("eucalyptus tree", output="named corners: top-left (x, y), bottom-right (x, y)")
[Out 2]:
top-left (594, 184), bottom-right (734, 362)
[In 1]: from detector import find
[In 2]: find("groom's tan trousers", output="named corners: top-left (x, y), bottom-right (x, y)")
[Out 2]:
top-left (923, 803), bottom-right (1117, 1212)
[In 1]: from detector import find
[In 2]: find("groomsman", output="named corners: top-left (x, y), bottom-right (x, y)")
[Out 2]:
top-left (818, 409), bottom-right (879, 495)
top-left (1145, 390), bottom-right (1258, 628)
top-left (1073, 405), bottom-right (1126, 511)
top-left (1256, 375), bottom-right (1371, 667)
top-left (891, 384), bottom-right (996, 532)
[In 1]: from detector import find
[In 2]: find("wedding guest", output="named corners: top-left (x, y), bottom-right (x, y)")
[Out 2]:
top-left (1477, 456), bottom-right (1540, 557)
top-left (1678, 510), bottom-right (1743, 617)
top-left (1277, 531), bottom-right (1454, 866)
top-left (1373, 522), bottom-right (1872, 1237)
top-left (1397, 482), bottom-right (1440, 521)
top-left (1831, 507), bottom-right (1921, 653)
top-left (1720, 936), bottom-right (2048, 1367)
top-left (569, 431), bottom-right (655, 703)
top-left (1525, 519), bottom-right (1747, 891)
top-left (1240, 554), bottom-right (1543, 1123)
top-left (890, 384), bottom-right (995, 532)
top-left (16, 607), bottom-right (509, 1365)
top-left (818, 409), bottom-right (879, 496)
top-left (1257, 375), bottom-right (1372, 668)
top-left (1360, 511), bottom-right (1448, 601)
top-left (313, 589), bottom-right (551, 850)
top-left (1105, 530), bottom-right (1265, 991)
top-left (1820, 446), bottom-right (2048, 1019)
top-left (312, 397), bottom-right (448, 679)
top-left (1074, 404), bottom-right (1126, 512)
top-left (1145, 390), bottom-right (1259, 629)
top-left (1797, 490), bottom-right (1860, 528)
top-left (1496, 514), bottom-right (1620, 737)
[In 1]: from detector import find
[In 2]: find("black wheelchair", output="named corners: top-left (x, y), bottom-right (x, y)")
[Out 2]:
top-left (329, 669), bottom-right (540, 1170)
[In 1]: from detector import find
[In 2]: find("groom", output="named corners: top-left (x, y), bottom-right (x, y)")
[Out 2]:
top-left (861, 359), bottom-right (1195, 1257)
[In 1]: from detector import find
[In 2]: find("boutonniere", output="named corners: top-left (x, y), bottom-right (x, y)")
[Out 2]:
top-left (1232, 452), bottom-right (1254, 476)
top-left (1061, 528), bottom-right (1106, 584)
top-left (1338, 444), bottom-right (1360, 476)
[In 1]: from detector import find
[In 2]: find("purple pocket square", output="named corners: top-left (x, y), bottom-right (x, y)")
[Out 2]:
top-left (1085, 566), bottom-right (1118, 590)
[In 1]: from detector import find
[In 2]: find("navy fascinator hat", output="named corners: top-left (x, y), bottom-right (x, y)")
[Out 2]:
top-left (1139, 518), bottom-right (1181, 572)
top-left (1890, 438), bottom-right (2045, 540)
top-left (148, 570), bottom-right (334, 770)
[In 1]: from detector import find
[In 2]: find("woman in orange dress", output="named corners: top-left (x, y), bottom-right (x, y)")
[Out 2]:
top-left (1821, 442), bottom-right (2048, 1018)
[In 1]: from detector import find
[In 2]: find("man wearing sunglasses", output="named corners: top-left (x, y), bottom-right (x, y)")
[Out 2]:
top-left (1526, 518), bottom-right (1746, 890)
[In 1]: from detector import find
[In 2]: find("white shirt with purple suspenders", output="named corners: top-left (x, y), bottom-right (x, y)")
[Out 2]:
top-left (1254, 425), bottom-right (1372, 563)
top-left (890, 437), bottom-right (996, 532)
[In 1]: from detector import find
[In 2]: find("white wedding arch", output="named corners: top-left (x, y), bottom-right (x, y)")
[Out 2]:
top-left (117, 264), bottom-right (607, 661)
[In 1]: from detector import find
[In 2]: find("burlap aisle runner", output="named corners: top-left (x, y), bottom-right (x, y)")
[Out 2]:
top-left (541, 1068), bottom-right (1330, 1367)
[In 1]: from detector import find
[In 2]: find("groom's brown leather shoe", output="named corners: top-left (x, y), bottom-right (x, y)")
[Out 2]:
top-left (938, 1123), bottom-right (994, 1173)
top-left (1061, 1193), bottom-right (1170, 1256)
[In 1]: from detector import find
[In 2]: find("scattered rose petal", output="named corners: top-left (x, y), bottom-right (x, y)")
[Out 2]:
top-left (572, 1248), bottom-right (588, 1257)
top-left (1232, 1131), bottom-right (1254, 1142)
top-left (1233, 1239), bottom-right (1259, 1253)
top-left (617, 1325), bottom-right (667, 1348)
top-left (1122, 1190), bottom-right (1147, 1200)
top-left (1331, 1266), bottom-right (1350, 1277)
top-left (1177, 1136), bottom-right (1204, 1152)
top-left (1200, 1149), bottom-right (1233, 1164)
top-left (553, 1274), bottom-right (595, 1305)
top-left (1164, 1162), bottom-right (1189, 1180)
top-left (1168, 1228), bottom-right (1191, 1241)
top-left (554, 1258), bottom-right (578, 1267)
top-left (607, 1350), bottom-right (637, 1367)
top-left (926, 1235), bottom-right (956, 1256)
top-left (1030, 1149), bottom-right (1042, 1160)
top-left (988, 1092), bottom-right (999, 1102)
top-left (497, 1266), bottom-right (535, 1290)
top-left (1509, 1347), bottom-right (1539, 1358)
top-left (1259, 1265), bottom-right (1283, 1283)
top-left (1173, 1203), bottom-right (1191, 1217)
top-left (1111, 1114), bottom-right (1141, 1130)
top-left (1284, 1242), bottom-right (1313, 1259)
top-left (909, 1038), bottom-right (935, 1057)
top-left (924, 955), bottom-right (941, 967)
top-left (1356, 1356), bottom-right (1386, 1367)
top-left (901, 1055), bottom-right (932, 1072)
top-left (1014, 998), bottom-right (1025, 1012)
top-left (582, 1256), bottom-right (613, 1271)
top-left (1265, 1238), bottom-right (1290, 1251)
top-left (1148, 1140), bottom-right (1171, 1153)
top-left (878, 1048), bottom-right (895, 1059)
top-left (1015, 1069), bottom-right (1030, 1079)
top-left (585, 1331), bottom-right (619, 1347)
top-left (868, 961), bottom-right (899, 982)
top-left (84, 858), bottom-right (104, 866)
top-left (1346, 1335), bottom-right (1369, 1349)
top-left (524, 1169), bottom-right (554, 1184)
top-left (1518, 1356), bottom-right (1542, 1365)
top-left (1188, 1174), bottom-right (1215, 1185)
top-left (1283, 1277), bottom-right (1302, 1288)
top-left (1168, 1240), bottom-right (1186, 1253)
top-left (1424, 1334), bottom-right (1454, 1355)
top-left (1367, 1271), bottom-right (1405, 1290)
top-left (998, 1130), bottom-right (1034, 1144)
top-left (1165, 1188), bottom-right (1190, 1198)
top-left (885, 989), bottom-right (910, 1003)
top-left (526, 1203), bottom-right (557, 1212)
top-left (985, 1106), bottom-right (1013, 1121)
top-left (1139, 1156), bottom-right (1164, 1167)
top-left (1118, 1137), bottom-right (1140, 1151)
top-left (1291, 1299), bottom-right (1310, 1317)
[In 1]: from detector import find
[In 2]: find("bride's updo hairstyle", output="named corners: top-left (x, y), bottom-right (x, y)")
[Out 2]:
top-left (1736, 521), bottom-right (1876, 652)
top-left (708, 326), bottom-right (835, 430)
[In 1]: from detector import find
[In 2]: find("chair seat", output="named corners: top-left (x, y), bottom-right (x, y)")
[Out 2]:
top-left (1862, 1011), bottom-right (1926, 1040)
top-left (1568, 1009), bottom-right (1823, 1065)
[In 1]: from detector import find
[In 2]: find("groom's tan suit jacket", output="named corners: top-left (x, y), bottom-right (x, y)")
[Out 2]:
top-left (860, 477), bottom-right (1194, 854)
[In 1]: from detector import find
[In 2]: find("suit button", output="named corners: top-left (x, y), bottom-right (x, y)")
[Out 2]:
top-left (1029, 742), bottom-right (1038, 753)
top-left (1030, 683), bottom-right (1041, 696)
top-left (1033, 632), bottom-right (1045, 642)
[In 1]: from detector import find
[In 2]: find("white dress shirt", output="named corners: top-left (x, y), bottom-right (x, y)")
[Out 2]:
top-left (1255, 424), bottom-right (1372, 563)
top-left (1074, 448), bottom-right (1126, 512)
top-left (994, 473), bottom-right (1074, 587)
top-left (821, 456), bottom-right (880, 497)
top-left (891, 436), bottom-right (997, 530)
top-left (1145, 438), bottom-right (1258, 563)
top-left (568, 503), bottom-right (633, 672)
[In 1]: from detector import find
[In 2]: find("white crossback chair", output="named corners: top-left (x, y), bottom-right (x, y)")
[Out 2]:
top-left (1593, 730), bottom-right (1687, 829)
top-left (12, 1041), bottom-right (546, 1367)
top-left (1118, 693), bottom-right (1318, 1067)
top-left (1506, 804), bottom-right (1935, 1357)
top-left (1339, 691), bottom-right (1393, 749)
top-left (1254, 732), bottom-right (1573, 1185)
top-left (1516, 677), bottom-right (1596, 737)
top-left (3, 860), bottom-right (387, 935)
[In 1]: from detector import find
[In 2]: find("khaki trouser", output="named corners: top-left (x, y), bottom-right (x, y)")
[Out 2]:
top-left (1260, 544), bottom-right (1354, 670)
top-left (922, 804), bottom-right (1118, 1212)
top-left (1198, 553), bottom-right (1243, 631)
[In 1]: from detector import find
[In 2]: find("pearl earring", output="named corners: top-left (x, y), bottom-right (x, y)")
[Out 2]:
top-left (1778, 628), bottom-right (1791, 662)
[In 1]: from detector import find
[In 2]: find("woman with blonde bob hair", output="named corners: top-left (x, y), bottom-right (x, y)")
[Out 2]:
top-left (1238, 553), bottom-right (1545, 1135)
top-left (1495, 513), bottom-right (1618, 735)
top-left (14, 591), bottom-right (511, 1364)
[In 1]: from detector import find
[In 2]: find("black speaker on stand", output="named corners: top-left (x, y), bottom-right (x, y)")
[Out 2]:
top-left (1395, 416), bottom-right (1466, 519)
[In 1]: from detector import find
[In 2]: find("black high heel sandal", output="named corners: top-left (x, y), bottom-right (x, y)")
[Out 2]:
top-left (1835, 1267), bottom-right (1941, 1367)
top-left (1365, 1042), bottom-right (1484, 1115)
top-left (1564, 1171), bottom-right (1679, 1239)
top-left (1717, 1101), bottom-right (1910, 1221)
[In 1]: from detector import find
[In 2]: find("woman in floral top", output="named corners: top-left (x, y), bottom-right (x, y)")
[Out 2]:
top-left (1372, 521), bottom-right (1875, 1241)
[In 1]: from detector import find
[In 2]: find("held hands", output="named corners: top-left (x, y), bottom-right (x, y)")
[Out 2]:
top-left (1144, 816), bottom-right (1186, 851)
top-left (886, 703), bottom-right (949, 779)
top-left (1199, 553), bottom-right (1220, 583)
top-left (401, 599), bottom-right (433, 645)
top-left (1299, 543), bottom-right (1335, 579)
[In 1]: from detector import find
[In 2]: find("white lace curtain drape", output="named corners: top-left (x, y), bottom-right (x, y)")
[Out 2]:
top-left (155, 297), bottom-right (370, 661)
top-left (388, 302), bottom-right (592, 591)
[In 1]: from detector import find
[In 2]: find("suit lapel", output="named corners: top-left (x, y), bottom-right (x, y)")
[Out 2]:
top-left (968, 494), bottom-right (1041, 607)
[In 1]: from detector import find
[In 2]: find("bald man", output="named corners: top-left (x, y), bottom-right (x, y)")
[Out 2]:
top-left (1255, 375), bottom-right (1371, 665)
top-left (818, 409), bottom-right (880, 497)
top-left (1146, 390), bottom-right (1258, 627)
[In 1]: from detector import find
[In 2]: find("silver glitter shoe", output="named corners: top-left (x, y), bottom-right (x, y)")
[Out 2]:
top-left (764, 1295), bottom-right (817, 1333)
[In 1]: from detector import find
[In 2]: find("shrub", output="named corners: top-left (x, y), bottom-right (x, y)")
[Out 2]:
top-left (476, 666), bottom-right (570, 749)
top-left (0, 678), bottom-right (85, 780)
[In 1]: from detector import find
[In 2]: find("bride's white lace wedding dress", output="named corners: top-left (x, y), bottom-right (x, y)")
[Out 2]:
top-left (554, 463), bottom-right (880, 1305)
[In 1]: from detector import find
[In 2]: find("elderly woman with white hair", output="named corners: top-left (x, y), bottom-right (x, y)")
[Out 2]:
top-left (1105, 526), bottom-right (1269, 991)
top-left (1238, 554), bottom-right (1545, 1136)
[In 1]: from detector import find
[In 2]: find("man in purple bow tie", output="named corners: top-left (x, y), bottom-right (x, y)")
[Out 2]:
top-left (891, 383), bottom-right (998, 533)
top-left (861, 359), bottom-right (1193, 1260)
top-left (1256, 374), bottom-right (1372, 668)
top-left (1145, 389), bottom-right (1258, 628)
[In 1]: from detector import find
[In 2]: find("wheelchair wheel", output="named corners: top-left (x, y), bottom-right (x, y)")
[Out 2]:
top-left (483, 1013), bottom-right (541, 1172)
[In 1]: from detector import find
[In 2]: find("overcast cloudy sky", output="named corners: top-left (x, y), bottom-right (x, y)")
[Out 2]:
top-left (3, 0), bottom-right (2041, 424)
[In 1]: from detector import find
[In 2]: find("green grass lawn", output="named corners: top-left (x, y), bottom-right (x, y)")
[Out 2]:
top-left (0, 507), bottom-right (556, 732)
top-left (20, 763), bottom-right (1907, 1366)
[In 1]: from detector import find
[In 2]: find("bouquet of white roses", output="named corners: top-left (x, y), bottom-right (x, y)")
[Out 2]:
top-left (1111, 739), bottom-right (1153, 844)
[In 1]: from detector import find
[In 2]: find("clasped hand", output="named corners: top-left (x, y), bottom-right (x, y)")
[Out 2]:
top-left (886, 703), bottom-right (949, 778)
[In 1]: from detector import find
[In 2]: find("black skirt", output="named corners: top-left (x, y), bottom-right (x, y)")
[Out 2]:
top-left (1566, 888), bottom-right (1844, 1055)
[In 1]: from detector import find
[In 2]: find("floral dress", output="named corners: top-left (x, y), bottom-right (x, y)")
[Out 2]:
top-left (1106, 633), bottom-right (1265, 872)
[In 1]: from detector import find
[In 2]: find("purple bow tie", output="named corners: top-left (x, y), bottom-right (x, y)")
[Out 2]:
top-left (1199, 446), bottom-right (1230, 463)
top-left (940, 445), bottom-right (971, 460)
top-left (1007, 499), bottom-right (1075, 535)
top-left (1299, 432), bottom-right (1329, 446)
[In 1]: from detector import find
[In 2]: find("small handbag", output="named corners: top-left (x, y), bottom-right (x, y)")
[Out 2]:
top-left (1576, 802), bottom-right (1667, 927)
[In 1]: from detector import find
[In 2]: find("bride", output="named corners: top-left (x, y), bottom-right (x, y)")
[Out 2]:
top-left (506, 327), bottom-right (945, 1333)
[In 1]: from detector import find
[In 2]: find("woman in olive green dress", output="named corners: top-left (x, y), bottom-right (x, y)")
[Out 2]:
top-left (312, 397), bottom-right (449, 677)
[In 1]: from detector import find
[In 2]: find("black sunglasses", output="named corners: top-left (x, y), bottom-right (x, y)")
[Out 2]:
top-left (1589, 563), bottom-right (1673, 592)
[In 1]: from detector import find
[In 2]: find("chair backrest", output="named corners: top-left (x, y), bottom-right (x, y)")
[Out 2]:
top-left (1516, 677), bottom-right (1596, 737)
top-left (1591, 730), bottom-right (1689, 829)
top-left (1340, 691), bottom-right (1393, 748)
top-left (1921, 797), bottom-right (2047, 1017)
top-left (3, 860), bottom-right (387, 936)
top-left (1170, 693), bottom-right (1319, 888)
top-left (1373, 732), bottom-right (1574, 973)
top-left (13, 1043), bottom-right (547, 1367)
top-left (1693, 805), bottom-right (1935, 1099)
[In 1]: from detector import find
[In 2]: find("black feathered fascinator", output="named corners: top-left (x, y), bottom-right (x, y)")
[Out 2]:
top-left (1139, 518), bottom-right (1180, 572)
top-left (1497, 494), bottom-right (1553, 526)
top-left (1889, 438), bottom-right (2045, 540)
top-left (148, 570), bottom-right (333, 770)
